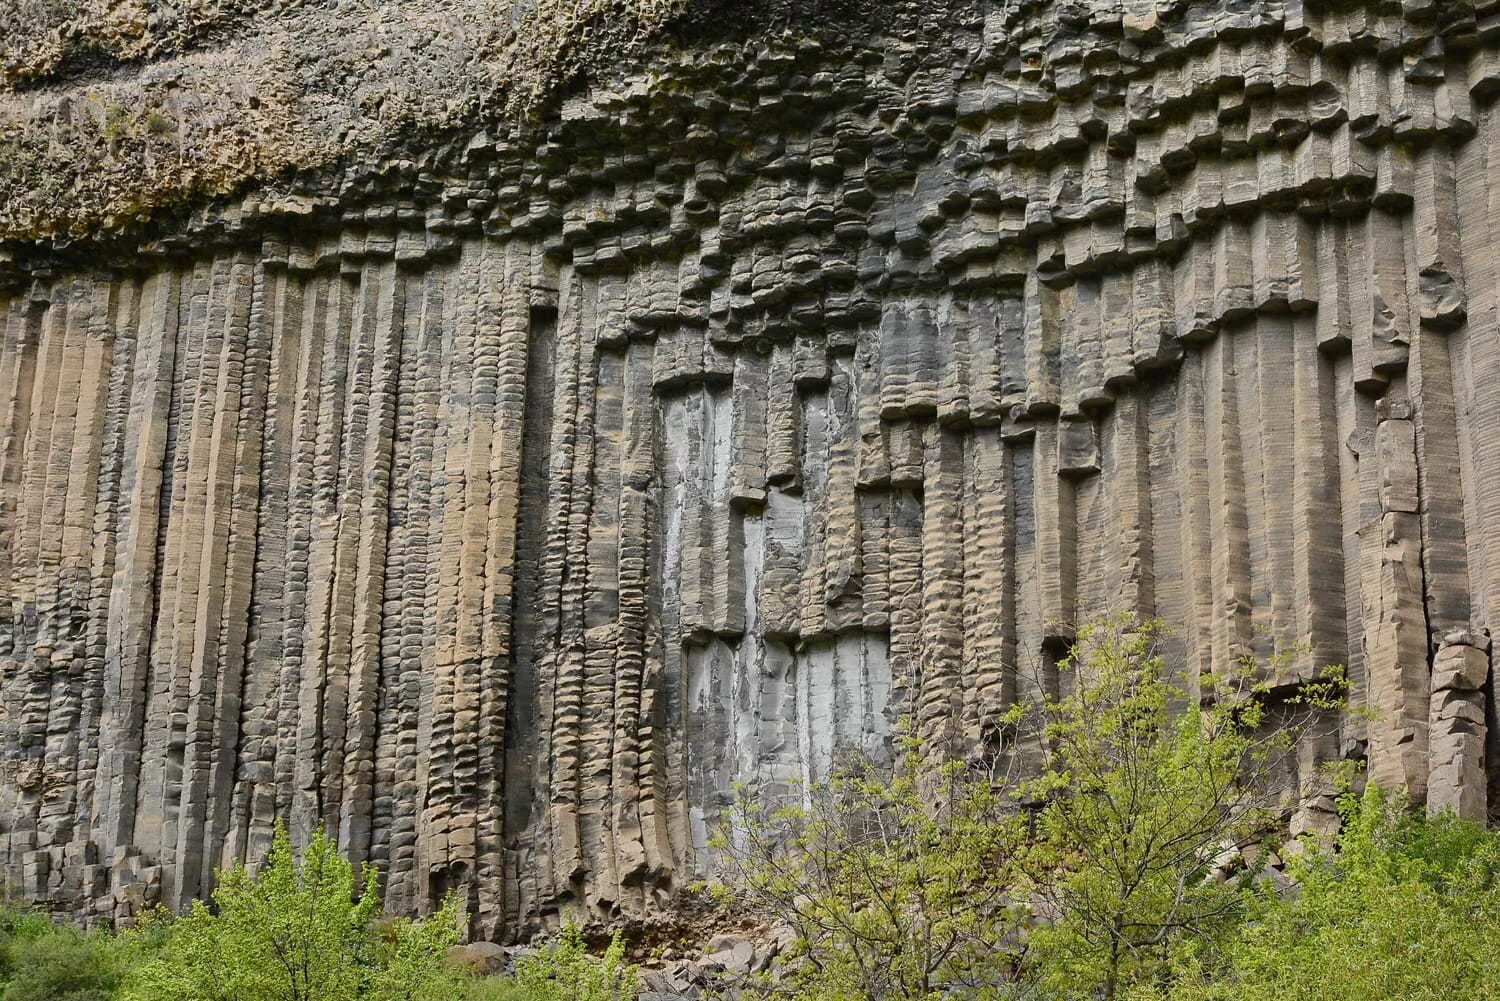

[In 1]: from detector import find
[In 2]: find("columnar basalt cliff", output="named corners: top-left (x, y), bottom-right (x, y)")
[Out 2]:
top-left (1, 0), bottom-right (1498, 939)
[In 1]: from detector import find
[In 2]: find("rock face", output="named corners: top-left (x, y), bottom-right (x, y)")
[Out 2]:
top-left (0, 0), bottom-right (1497, 938)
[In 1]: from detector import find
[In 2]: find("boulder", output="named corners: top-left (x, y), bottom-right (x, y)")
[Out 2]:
top-left (444, 941), bottom-right (510, 977)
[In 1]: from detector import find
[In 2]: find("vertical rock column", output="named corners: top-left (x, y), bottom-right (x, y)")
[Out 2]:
top-left (1367, 397), bottom-right (1431, 799)
top-left (418, 242), bottom-right (529, 929)
top-left (94, 272), bottom-right (178, 915)
top-left (1427, 633), bottom-right (1489, 819)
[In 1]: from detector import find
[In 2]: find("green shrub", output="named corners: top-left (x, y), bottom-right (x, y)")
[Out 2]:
top-left (0, 924), bottom-right (126, 1001)
top-left (448, 925), bottom-right (635, 1001)
top-left (712, 745), bottom-right (1028, 1001)
top-left (711, 615), bottom-right (1347, 1000)
top-left (8, 615), bottom-right (1500, 1001)
top-left (1162, 786), bottom-right (1500, 1001)
top-left (0, 908), bottom-right (56, 983)
top-left (1016, 618), bottom-right (1344, 1000)
top-left (125, 825), bottom-right (462, 1001)
top-left (450, 977), bottom-right (530, 1001)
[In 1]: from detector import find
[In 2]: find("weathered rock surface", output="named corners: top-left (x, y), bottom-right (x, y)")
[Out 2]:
top-left (0, 0), bottom-right (1497, 941)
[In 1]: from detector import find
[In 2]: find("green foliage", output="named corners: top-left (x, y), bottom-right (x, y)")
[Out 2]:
top-left (511, 925), bottom-right (634, 1001)
top-left (448, 976), bottom-right (532, 1001)
top-left (0, 905), bottom-right (166, 1001)
top-left (1161, 786), bottom-right (1500, 1001)
top-left (0, 907), bottom-right (56, 982)
top-left (1016, 617), bottom-right (1345, 1000)
top-left (125, 825), bottom-right (462, 1001)
top-left (0, 919), bottom-right (128, 1001)
top-left (447, 925), bottom-right (636, 1001)
top-left (144, 111), bottom-right (177, 137)
top-left (368, 905), bottom-right (469, 1001)
top-left (1, 928), bottom-right (125, 1001)
top-left (102, 105), bottom-right (132, 142)
top-left (712, 614), bottom-right (1353, 1000)
top-left (0, 847), bottom-right (628, 1001)
top-left (712, 745), bottom-right (1030, 1000)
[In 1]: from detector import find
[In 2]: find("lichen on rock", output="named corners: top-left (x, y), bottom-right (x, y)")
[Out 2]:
top-left (0, 0), bottom-right (695, 243)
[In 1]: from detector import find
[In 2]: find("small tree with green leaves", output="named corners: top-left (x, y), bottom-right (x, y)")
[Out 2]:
top-left (1016, 616), bottom-right (1345, 1000)
top-left (126, 825), bottom-right (462, 1001)
top-left (710, 743), bottom-right (1032, 1000)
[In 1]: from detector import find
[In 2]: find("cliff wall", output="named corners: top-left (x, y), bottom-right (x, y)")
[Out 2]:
top-left (1, 0), bottom-right (1498, 939)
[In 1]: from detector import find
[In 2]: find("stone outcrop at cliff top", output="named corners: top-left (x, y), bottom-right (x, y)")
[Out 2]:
top-left (0, 0), bottom-right (1497, 941)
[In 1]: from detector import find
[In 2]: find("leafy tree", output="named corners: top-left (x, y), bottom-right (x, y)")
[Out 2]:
top-left (1163, 785), bottom-right (1500, 1001)
top-left (708, 615), bottom-right (1346, 1000)
top-left (710, 744), bottom-right (1031, 1000)
top-left (125, 825), bottom-right (461, 1001)
top-left (1017, 616), bottom-right (1345, 1000)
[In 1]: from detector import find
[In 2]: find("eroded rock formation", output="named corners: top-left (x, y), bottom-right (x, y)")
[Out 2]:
top-left (1, 0), bottom-right (1498, 939)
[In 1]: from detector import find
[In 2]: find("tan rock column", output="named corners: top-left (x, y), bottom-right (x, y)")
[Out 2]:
top-left (1426, 632), bottom-right (1489, 820)
top-left (1367, 397), bottom-right (1430, 800)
